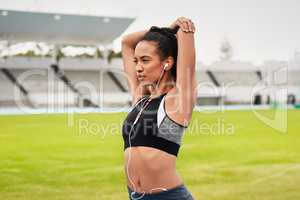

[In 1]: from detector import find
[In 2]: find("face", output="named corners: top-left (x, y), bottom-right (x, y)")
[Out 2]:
top-left (134, 41), bottom-right (163, 86)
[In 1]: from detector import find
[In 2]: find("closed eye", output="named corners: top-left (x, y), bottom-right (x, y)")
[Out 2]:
top-left (133, 59), bottom-right (149, 63)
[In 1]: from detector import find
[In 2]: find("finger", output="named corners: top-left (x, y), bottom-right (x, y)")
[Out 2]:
top-left (184, 18), bottom-right (195, 32)
top-left (178, 17), bottom-right (194, 32)
top-left (179, 20), bottom-right (189, 32)
top-left (180, 18), bottom-right (193, 32)
top-left (176, 19), bottom-right (182, 27)
top-left (177, 19), bottom-right (187, 31)
top-left (183, 21), bottom-right (190, 32)
top-left (186, 19), bottom-right (193, 32)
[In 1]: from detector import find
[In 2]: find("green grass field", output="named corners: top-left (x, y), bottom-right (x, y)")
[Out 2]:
top-left (0, 109), bottom-right (299, 200)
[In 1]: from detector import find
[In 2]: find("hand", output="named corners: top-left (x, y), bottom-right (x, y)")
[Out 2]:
top-left (170, 17), bottom-right (195, 33)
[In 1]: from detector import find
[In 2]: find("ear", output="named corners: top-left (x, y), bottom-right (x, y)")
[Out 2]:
top-left (162, 56), bottom-right (175, 71)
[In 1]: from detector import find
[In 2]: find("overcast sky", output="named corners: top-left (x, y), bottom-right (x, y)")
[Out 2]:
top-left (1, 0), bottom-right (300, 65)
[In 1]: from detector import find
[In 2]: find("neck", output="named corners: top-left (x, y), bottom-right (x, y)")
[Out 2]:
top-left (147, 74), bottom-right (175, 98)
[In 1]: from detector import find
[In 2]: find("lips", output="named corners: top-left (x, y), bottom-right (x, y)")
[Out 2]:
top-left (137, 75), bottom-right (145, 80)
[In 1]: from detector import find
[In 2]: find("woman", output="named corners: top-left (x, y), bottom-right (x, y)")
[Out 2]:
top-left (121, 17), bottom-right (197, 200)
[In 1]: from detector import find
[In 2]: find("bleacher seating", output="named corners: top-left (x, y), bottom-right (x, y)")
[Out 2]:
top-left (1, 57), bottom-right (299, 107)
top-left (213, 71), bottom-right (260, 86)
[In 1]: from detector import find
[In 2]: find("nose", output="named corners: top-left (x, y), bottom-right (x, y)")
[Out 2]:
top-left (136, 63), bottom-right (143, 73)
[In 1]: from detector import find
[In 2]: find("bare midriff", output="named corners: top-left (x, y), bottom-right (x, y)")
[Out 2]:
top-left (124, 146), bottom-right (183, 194)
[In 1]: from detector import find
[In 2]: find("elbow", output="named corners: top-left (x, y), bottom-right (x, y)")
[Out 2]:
top-left (121, 35), bottom-right (131, 46)
top-left (121, 37), bottom-right (133, 50)
top-left (121, 36), bottom-right (128, 46)
top-left (121, 39), bottom-right (127, 47)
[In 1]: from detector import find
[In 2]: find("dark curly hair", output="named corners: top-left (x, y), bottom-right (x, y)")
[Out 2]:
top-left (139, 26), bottom-right (178, 81)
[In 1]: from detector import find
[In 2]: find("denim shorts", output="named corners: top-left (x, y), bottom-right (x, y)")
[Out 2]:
top-left (127, 184), bottom-right (195, 200)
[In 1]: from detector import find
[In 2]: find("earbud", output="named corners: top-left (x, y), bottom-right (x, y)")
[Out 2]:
top-left (163, 64), bottom-right (168, 70)
top-left (154, 64), bottom-right (167, 90)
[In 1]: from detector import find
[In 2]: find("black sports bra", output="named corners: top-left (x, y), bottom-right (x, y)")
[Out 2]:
top-left (121, 93), bottom-right (188, 156)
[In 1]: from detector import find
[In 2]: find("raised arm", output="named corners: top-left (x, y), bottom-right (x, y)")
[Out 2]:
top-left (171, 17), bottom-right (197, 123)
top-left (121, 30), bottom-right (148, 105)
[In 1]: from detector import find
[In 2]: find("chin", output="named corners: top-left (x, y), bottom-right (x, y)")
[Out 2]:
top-left (143, 81), bottom-right (154, 86)
top-left (139, 79), bottom-right (149, 84)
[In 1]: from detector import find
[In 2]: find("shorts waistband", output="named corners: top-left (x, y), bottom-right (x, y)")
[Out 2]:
top-left (127, 183), bottom-right (186, 196)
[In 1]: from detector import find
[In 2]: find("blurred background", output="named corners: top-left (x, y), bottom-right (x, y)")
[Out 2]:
top-left (0, 0), bottom-right (299, 111)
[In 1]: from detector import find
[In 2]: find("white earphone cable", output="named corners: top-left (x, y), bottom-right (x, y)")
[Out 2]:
top-left (127, 64), bottom-right (168, 199)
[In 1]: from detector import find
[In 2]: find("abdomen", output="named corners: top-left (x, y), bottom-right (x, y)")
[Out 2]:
top-left (124, 146), bottom-right (182, 193)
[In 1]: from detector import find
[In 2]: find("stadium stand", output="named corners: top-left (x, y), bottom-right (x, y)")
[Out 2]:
top-left (1, 10), bottom-right (300, 109)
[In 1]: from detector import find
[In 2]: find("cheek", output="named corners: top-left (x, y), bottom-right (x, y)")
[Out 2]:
top-left (145, 62), bottom-right (160, 74)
